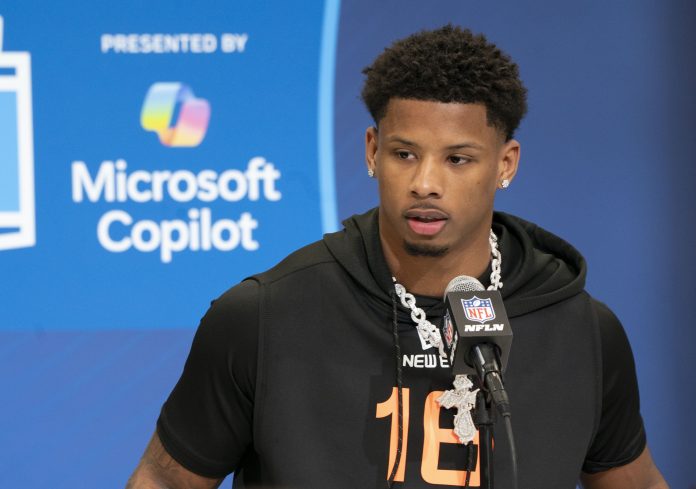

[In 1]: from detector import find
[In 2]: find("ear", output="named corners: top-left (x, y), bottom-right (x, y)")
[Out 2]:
top-left (497, 139), bottom-right (520, 188)
top-left (365, 126), bottom-right (378, 175)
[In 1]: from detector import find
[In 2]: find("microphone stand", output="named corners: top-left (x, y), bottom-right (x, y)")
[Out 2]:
top-left (474, 389), bottom-right (495, 489)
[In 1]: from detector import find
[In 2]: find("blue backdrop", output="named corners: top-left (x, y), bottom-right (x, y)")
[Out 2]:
top-left (0, 1), bottom-right (693, 487)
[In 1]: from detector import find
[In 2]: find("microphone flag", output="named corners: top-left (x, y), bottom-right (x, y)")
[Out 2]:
top-left (442, 289), bottom-right (513, 376)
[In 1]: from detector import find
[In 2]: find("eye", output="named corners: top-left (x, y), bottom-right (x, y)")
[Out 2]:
top-left (395, 150), bottom-right (415, 160)
top-left (448, 155), bottom-right (473, 166)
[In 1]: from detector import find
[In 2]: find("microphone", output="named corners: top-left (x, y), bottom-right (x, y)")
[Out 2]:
top-left (440, 275), bottom-right (513, 416)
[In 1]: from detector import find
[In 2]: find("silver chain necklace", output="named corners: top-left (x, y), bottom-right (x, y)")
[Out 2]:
top-left (393, 229), bottom-right (502, 356)
top-left (392, 229), bottom-right (503, 444)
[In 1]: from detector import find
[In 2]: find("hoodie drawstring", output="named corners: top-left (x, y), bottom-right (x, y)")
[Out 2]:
top-left (387, 290), bottom-right (404, 488)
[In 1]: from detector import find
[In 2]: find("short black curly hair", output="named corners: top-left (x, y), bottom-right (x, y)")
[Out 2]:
top-left (361, 25), bottom-right (528, 141)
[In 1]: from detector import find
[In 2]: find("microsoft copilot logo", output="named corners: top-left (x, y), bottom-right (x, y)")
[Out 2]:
top-left (140, 82), bottom-right (210, 147)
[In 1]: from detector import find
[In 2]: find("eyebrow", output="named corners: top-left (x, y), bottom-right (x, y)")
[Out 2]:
top-left (386, 136), bottom-right (484, 151)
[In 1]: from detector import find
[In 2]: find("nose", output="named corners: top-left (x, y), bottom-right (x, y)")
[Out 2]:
top-left (409, 157), bottom-right (443, 199)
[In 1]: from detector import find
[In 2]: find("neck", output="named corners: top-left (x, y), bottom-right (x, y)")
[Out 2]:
top-left (381, 232), bottom-right (491, 298)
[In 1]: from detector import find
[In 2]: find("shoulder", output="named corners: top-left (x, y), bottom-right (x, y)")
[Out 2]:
top-left (588, 298), bottom-right (638, 391)
top-left (181, 279), bottom-right (262, 394)
top-left (157, 280), bottom-right (260, 477)
top-left (200, 236), bottom-right (340, 337)
top-left (583, 298), bottom-right (646, 473)
top-left (249, 237), bottom-right (338, 286)
top-left (202, 279), bottom-right (259, 332)
top-left (590, 299), bottom-right (633, 360)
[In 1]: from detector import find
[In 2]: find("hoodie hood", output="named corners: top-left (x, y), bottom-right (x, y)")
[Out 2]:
top-left (323, 208), bottom-right (586, 319)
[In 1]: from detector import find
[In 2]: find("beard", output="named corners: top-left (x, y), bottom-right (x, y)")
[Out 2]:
top-left (403, 240), bottom-right (449, 257)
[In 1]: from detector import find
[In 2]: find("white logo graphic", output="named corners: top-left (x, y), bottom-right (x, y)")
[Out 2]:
top-left (0, 16), bottom-right (36, 251)
top-left (70, 157), bottom-right (282, 263)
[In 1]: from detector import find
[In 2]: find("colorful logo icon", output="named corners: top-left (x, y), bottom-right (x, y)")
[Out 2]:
top-left (462, 296), bottom-right (496, 324)
top-left (140, 82), bottom-right (210, 147)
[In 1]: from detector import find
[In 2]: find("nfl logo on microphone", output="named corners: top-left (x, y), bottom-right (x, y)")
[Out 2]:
top-left (462, 297), bottom-right (496, 324)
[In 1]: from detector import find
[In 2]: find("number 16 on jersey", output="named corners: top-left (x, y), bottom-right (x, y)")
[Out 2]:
top-left (377, 387), bottom-right (482, 487)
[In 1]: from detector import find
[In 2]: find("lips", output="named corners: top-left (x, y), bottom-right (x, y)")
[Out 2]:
top-left (404, 208), bottom-right (448, 236)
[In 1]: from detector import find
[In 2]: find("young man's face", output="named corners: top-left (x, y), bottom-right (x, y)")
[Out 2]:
top-left (366, 98), bottom-right (518, 260)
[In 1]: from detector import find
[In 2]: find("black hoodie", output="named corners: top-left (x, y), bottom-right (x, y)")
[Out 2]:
top-left (158, 208), bottom-right (646, 488)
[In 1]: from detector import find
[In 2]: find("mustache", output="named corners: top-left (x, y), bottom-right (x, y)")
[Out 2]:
top-left (405, 202), bottom-right (446, 212)
top-left (404, 203), bottom-right (448, 219)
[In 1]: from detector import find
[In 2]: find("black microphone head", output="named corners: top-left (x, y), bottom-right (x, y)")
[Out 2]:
top-left (442, 276), bottom-right (512, 376)
top-left (444, 275), bottom-right (485, 298)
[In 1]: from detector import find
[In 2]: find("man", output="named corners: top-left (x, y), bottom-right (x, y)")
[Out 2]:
top-left (127, 25), bottom-right (668, 488)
